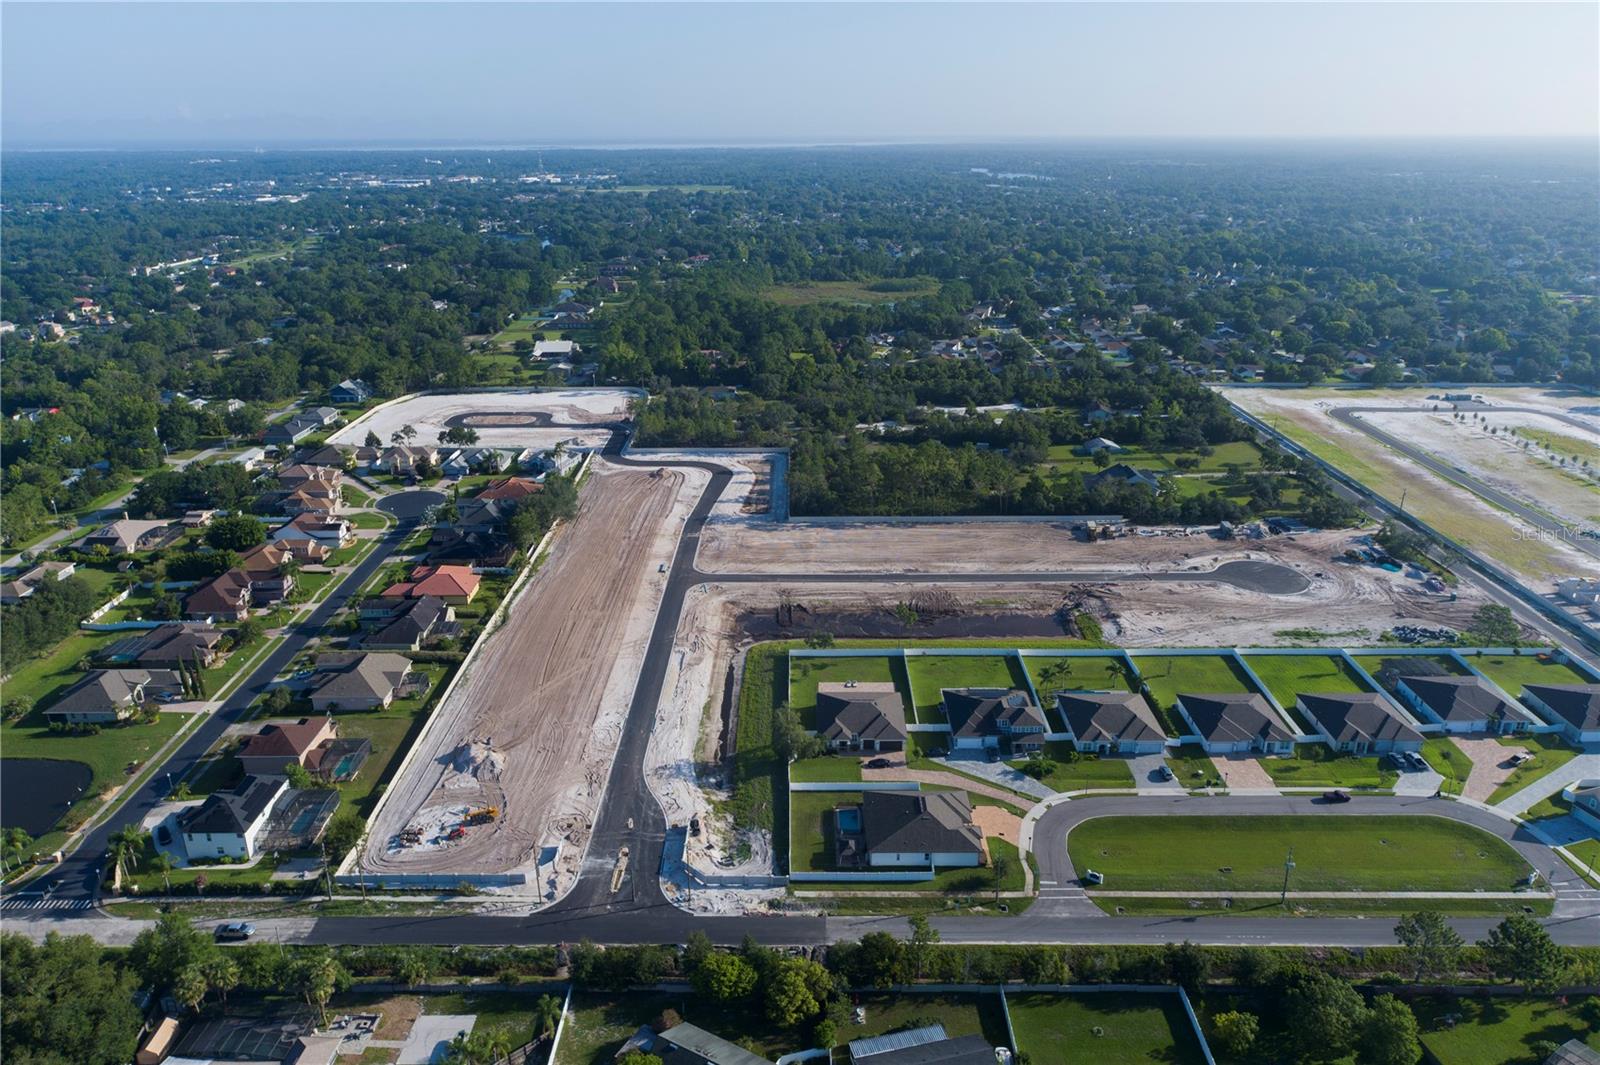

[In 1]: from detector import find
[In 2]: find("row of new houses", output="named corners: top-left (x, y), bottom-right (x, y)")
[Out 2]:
top-left (814, 672), bottom-right (1600, 758)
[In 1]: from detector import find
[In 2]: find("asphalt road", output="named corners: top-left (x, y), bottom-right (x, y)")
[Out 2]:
top-left (1330, 406), bottom-right (1600, 561)
top-left (11, 503), bottom-right (427, 905)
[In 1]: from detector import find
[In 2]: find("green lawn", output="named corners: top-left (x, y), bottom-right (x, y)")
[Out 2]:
top-left (1041, 440), bottom-right (1263, 475)
top-left (1132, 654), bottom-right (1259, 733)
top-left (1008, 992), bottom-right (1208, 1065)
top-left (347, 511), bottom-right (390, 530)
top-left (1423, 736), bottom-right (1474, 796)
top-left (2, 712), bottom-right (190, 835)
top-left (1164, 744), bottom-right (1225, 789)
top-left (1259, 745), bottom-right (1397, 789)
top-left (122, 846), bottom-right (281, 894)
top-left (1024, 654), bottom-right (1137, 729)
top-left (412, 991), bottom-right (550, 1051)
top-left (905, 654), bottom-right (1031, 724)
top-left (1463, 651), bottom-right (1592, 699)
top-left (790, 755), bottom-right (863, 782)
top-left (1066, 815), bottom-right (1530, 892)
top-left (4, 630), bottom-right (122, 708)
top-left (787, 653), bottom-right (908, 728)
top-left (1009, 743), bottom-right (1135, 791)
top-left (1413, 995), bottom-right (1600, 1065)
top-left (726, 641), bottom-right (793, 844)
top-left (1350, 653), bottom-right (1471, 695)
top-left (333, 663), bottom-right (451, 818)
top-left (762, 276), bottom-right (940, 307)
top-left (1241, 653), bottom-right (1372, 723)
top-left (1487, 733), bottom-right (1580, 805)
top-left (1097, 895), bottom-right (1552, 919)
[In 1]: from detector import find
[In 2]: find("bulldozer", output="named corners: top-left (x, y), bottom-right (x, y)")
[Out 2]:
top-left (464, 806), bottom-right (499, 826)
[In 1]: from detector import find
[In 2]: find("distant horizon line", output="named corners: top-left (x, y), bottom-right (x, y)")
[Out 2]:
top-left (5, 133), bottom-right (1597, 155)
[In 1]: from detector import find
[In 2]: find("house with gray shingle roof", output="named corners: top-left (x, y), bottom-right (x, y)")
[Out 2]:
top-left (1176, 692), bottom-right (1295, 754)
top-left (1394, 674), bottom-right (1533, 734)
top-left (1056, 691), bottom-right (1167, 753)
top-left (838, 790), bottom-right (985, 869)
top-left (1298, 691), bottom-right (1422, 754)
top-left (942, 688), bottom-right (1047, 754)
top-left (1519, 683), bottom-right (1600, 744)
top-left (816, 683), bottom-right (907, 753)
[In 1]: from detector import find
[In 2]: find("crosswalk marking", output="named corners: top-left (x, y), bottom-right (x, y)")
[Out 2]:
top-left (0, 897), bottom-right (96, 912)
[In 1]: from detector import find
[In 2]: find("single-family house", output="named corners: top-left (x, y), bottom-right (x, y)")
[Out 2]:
top-left (617, 1022), bottom-right (772, 1065)
top-left (848, 1025), bottom-right (997, 1065)
top-left (1519, 683), bottom-right (1600, 745)
top-left (294, 444), bottom-right (352, 470)
top-left (185, 570), bottom-right (255, 621)
top-left (1081, 401), bottom-right (1114, 424)
top-left (362, 596), bottom-right (456, 651)
top-left (177, 775), bottom-right (288, 860)
top-left (451, 497), bottom-right (513, 533)
top-left (836, 790), bottom-right (985, 869)
top-left (942, 688), bottom-right (1047, 754)
top-left (1175, 692), bottom-right (1295, 754)
top-left (531, 339), bottom-right (579, 360)
top-left (0, 579), bottom-right (37, 606)
top-left (1087, 464), bottom-right (1161, 492)
top-left (1080, 437), bottom-right (1124, 455)
top-left (476, 476), bottom-right (542, 503)
top-left (278, 463), bottom-right (343, 488)
top-left (264, 416), bottom-right (320, 447)
top-left (440, 448), bottom-right (503, 478)
top-left (236, 544), bottom-right (298, 602)
top-left (0, 560), bottom-right (77, 604)
top-left (1394, 674), bottom-right (1532, 734)
top-left (381, 564), bottom-right (480, 604)
top-left (271, 512), bottom-right (353, 547)
top-left (308, 652), bottom-right (413, 711)
top-left (330, 378), bottom-right (373, 404)
top-left (97, 623), bottom-right (225, 669)
top-left (1566, 782), bottom-right (1600, 833)
top-left (237, 717), bottom-right (338, 777)
top-left (376, 444), bottom-right (440, 476)
top-left (1298, 691), bottom-right (1423, 755)
top-left (815, 683), bottom-right (907, 753)
top-left (425, 528), bottom-right (517, 568)
top-left (1539, 1039), bottom-right (1600, 1065)
top-left (82, 518), bottom-right (173, 555)
top-left (44, 668), bottom-right (184, 724)
top-left (181, 509), bottom-right (219, 528)
top-left (1056, 691), bottom-right (1167, 754)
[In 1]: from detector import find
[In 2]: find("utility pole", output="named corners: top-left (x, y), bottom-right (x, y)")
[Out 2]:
top-left (1281, 845), bottom-right (1296, 905)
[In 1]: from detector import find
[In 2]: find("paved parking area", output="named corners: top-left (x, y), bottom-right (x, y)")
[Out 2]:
top-left (1453, 736), bottom-right (1531, 803)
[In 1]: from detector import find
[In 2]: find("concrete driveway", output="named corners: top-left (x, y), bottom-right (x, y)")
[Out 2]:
top-left (1129, 752), bottom-right (1183, 790)
top-left (1453, 736), bottom-right (1531, 802)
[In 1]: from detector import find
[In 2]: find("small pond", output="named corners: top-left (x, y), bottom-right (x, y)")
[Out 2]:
top-left (1, 758), bottom-right (92, 836)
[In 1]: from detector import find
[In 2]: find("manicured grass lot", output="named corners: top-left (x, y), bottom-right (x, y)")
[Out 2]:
top-left (1, 713), bottom-right (189, 835)
top-left (1096, 894), bottom-right (1552, 919)
top-left (1024, 654), bottom-right (1137, 729)
top-left (1423, 736), bottom-right (1474, 796)
top-left (1067, 815), bottom-right (1529, 892)
top-left (1259, 745), bottom-right (1396, 789)
top-left (905, 654), bottom-right (1031, 724)
top-left (1413, 995), bottom-right (1600, 1065)
top-left (1350, 653), bottom-right (1471, 695)
top-left (1240, 653), bottom-right (1371, 722)
top-left (1009, 742), bottom-right (1135, 790)
top-left (1041, 440), bottom-right (1263, 475)
top-left (1462, 651), bottom-right (1591, 698)
top-left (1487, 733), bottom-right (1578, 805)
top-left (1008, 992), bottom-right (1207, 1065)
top-left (762, 277), bottom-right (940, 306)
top-left (787, 653), bottom-right (908, 728)
top-left (1163, 744), bottom-right (1225, 789)
top-left (790, 755), bottom-right (864, 782)
top-left (1132, 654), bottom-right (1259, 733)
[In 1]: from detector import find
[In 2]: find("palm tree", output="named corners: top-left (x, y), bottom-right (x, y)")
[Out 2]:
top-left (174, 964), bottom-right (208, 1014)
top-left (109, 824), bottom-right (147, 885)
top-left (532, 994), bottom-right (563, 1042)
top-left (202, 956), bottom-right (240, 1010)
top-left (153, 852), bottom-right (175, 897)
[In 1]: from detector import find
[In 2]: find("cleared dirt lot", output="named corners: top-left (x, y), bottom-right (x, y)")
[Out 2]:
top-left (360, 459), bottom-right (701, 890)
top-left (328, 388), bottom-right (636, 451)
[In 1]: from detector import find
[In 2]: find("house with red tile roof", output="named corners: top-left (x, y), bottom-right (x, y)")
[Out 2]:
top-left (381, 563), bottom-right (480, 604)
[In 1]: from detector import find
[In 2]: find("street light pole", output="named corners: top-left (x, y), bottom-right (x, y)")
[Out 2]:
top-left (1281, 845), bottom-right (1296, 905)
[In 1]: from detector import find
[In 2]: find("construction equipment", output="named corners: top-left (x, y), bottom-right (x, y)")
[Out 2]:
top-left (397, 827), bottom-right (423, 847)
top-left (446, 826), bottom-right (467, 841)
top-left (464, 806), bottom-right (499, 826)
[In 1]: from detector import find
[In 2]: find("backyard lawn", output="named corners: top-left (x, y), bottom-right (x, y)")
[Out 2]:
top-left (1349, 653), bottom-right (1471, 694)
top-left (3, 629), bottom-right (123, 709)
top-left (1131, 654), bottom-right (1258, 733)
top-left (1487, 733), bottom-right (1579, 805)
top-left (1008, 992), bottom-right (1208, 1065)
top-left (1241, 653), bottom-right (1372, 722)
top-left (1259, 746), bottom-right (1396, 789)
top-left (786, 653), bottom-right (908, 728)
top-left (1066, 815), bottom-right (1529, 892)
top-left (905, 654), bottom-right (1031, 724)
top-left (1023, 654), bottom-right (1137, 729)
top-left (1412, 995), bottom-right (1600, 1065)
top-left (1463, 651), bottom-right (1593, 698)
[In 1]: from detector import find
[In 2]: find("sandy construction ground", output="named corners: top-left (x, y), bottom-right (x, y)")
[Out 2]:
top-left (360, 458), bottom-right (704, 891)
top-left (1361, 409), bottom-right (1600, 528)
top-left (328, 388), bottom-right (637, 451)
top-left (645, 535), bottom-right (1491, 907)
top-left (1225, 389), bottom-right (1596, 588)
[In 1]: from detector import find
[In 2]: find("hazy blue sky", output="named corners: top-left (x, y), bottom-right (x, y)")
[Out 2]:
top-left (3, 2), bottom-right (1595, 147)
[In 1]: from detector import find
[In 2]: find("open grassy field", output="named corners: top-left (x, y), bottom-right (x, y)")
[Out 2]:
top-left (1097, 894), bottom-right (1551, 919)
top-left (1259, 746), bottom-right (1397, 789)
top-left (787, 653), bottom-right (908, 728)
top-left (1463, 651), bottom-right (1593, 698)
top-left (1008, 991), bottom-right (1208, 1065)
top-left (1241, 653), bottom-right (1372, 719)
top-left (1412, 995), bottom-right (1600, 1065)
top-left (2, 712), bottom-right (189, 835)
top-left (763, 276), bottom-right (939, 307)
top-left (1066, 815), bottom-right (1529, 892)
top-left (905, 654), bottom-right (1031, 724)
top-left (1042, 440), bottom-right (1263, 475)
top-left (727, 642), bottom-right (793, 847)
